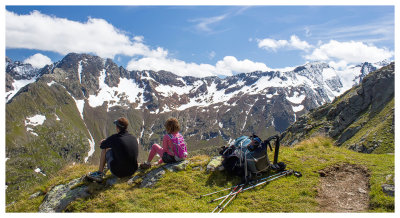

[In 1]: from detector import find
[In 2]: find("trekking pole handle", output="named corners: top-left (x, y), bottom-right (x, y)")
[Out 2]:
top-left (294, 171), bottom-right (302, 178)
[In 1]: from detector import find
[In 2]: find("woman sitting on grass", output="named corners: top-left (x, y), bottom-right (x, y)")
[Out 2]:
top-left (140, 117), bottom-right (187, 169)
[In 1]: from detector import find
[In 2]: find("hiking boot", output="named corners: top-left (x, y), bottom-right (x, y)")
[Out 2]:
top-left (86, 171), bottom-right (105, 182)
top-left (139, 162), bottom-right (151, 169)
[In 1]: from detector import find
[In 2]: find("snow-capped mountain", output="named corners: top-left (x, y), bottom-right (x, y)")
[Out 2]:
top-left (6, 57), bottom-right (43, 101)
top-left (6, 53), bottom-right (389, 140)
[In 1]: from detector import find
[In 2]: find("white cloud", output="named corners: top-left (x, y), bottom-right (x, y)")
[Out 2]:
top-left (257, 35), bottom-right (312, 51)
top-left (133, 36), bottom-right (144, 42)
top-left (289, 35), bottom-right (312, 51)
top-left (23, 53), bottom-right (53, 68)
top-left (127, 56), bottom-right (216, 77)
top-left (127, 55), bottom-right (270, 78)
top-left (215, 56), bottom-right (270, 75)
top-left (6, 10), bottom-right (164, 59)
top-left (305, 40), bottom-right (394, 64)
top-left (257, 38), bottom-right (288, 51)
top-left (190, 14), bottom-right (228, 32)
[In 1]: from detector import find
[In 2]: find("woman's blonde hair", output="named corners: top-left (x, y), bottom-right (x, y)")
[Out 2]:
top-left (165, 117), bottom-right (180, 134)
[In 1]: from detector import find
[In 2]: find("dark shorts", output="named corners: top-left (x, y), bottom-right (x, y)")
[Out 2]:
top-left (162, 152), bottom-right (177, 164)
top-left (106, 149), bottom-right (115, 175)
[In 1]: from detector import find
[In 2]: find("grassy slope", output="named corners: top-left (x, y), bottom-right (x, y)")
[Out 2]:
top-left (7, 136), bottom-right (394, 212)
top-left (6, 82), bottom-right (91, 203)
top-left (341, 98), bottom-right (394, 153)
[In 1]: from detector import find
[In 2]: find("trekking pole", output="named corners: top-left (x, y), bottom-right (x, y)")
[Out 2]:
top-left (238, 170), bottom-right (292, 193)
top-left (195, 187), bottom-right (231, 199)
top-left (216, 171), bottom-right (292, 213)
top-left (208, 170), bottom-right (289, 203)
top-left (195, 185), bottom-right (240, 199)
top-left (211, 184), bottom-right (242, 213)
top-left (217, 184), bottom-right (245, 213)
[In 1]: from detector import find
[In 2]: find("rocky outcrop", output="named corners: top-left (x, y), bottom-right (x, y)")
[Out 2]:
top-left (39, 177), bottom-right (90, 213)
top-left (35, 158), bottom-right (209, 212)
top-left (140, 160), bottom-right (189, 188)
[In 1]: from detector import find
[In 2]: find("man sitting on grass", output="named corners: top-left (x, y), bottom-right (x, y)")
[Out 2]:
top-left (87, 117), bottom-right (139, 182)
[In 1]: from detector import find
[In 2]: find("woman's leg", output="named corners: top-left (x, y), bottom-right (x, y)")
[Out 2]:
top-left (147, 144), bottom-right (164, 163)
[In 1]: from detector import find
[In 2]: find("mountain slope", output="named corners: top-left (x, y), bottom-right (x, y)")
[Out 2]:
top-left (281, 63), bottom-right (395, 154)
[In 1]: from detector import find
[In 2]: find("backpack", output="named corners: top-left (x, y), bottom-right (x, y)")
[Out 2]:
top-left (168, 133), bottom-right (188, 161)
top-left (220, 134), bottom-right (271, 182)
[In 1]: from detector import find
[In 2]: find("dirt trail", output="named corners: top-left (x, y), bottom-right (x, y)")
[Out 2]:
top-left (317, 163), bottom-right (370, 212)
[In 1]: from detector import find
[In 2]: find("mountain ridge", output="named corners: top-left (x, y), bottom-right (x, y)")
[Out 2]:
top-left (281, 62), bottom-right (395, 154)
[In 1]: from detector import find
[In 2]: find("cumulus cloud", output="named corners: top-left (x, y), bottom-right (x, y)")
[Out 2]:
top-left (215, 56), bottom-right (270, 76)
top-left (305, 40), bottom-right (394, 64)
top-left (257, 35), bottom-right (312, 51)
top-left (127, 56), bottom-right (270, 77)
top-left (23, 53), bottom-right (52, 68)
top-left (6, 10), bottom-right (165, 59)
top-left (7, 10), bottom-right (271, 78)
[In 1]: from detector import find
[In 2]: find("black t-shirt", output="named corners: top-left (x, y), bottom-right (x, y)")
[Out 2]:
top-left (100, 130), bottom-right (139, 177)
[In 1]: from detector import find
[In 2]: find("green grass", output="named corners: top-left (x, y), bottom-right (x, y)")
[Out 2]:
top-left (6, 136), bottom-right (394, 213)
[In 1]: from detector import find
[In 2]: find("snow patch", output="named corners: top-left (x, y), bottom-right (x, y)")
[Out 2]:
top-left (71, 97), bottom-right (85, 120)
top-left (322, 68), bottom-right (337, 80)
top-left (34, 168), bottom-right (46, 176)
top-left (6, 77), bottom-right (37, 102)
top-left (88, 70), bottom-right (146, 111)
top-left (84, 131), bottom-right (96, 163)
top-left (292, 105), bottom-right (304, 112)
top-left (47, 81), bottom-right (56, 86)
top-left (25, 114), bottom-right (46, 126)
top-left (286, 92), bottom-right (306, 104)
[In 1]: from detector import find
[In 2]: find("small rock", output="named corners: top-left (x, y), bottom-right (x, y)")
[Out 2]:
top-left (29, 190), bottom-right (45, 199)
top-left (164, 160), bottom-right (189, 172)
top-left (206, 156), bottom-right (224, 173)
top-left (382, 184), bottom-right (395, 197)
top-left (358, 188), bottom-right (367, 194)
top-left (385, 174), bottom-right (393, 183)
top-left (127, 175), bottom-right (142, 185)
top-left (192, 166), bottom-right (203, 171)
top-left (105, 176), bottom-right (118, 186)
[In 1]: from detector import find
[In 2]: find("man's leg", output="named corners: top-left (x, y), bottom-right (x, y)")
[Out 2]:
top-left (87, 148), bottom-right (110, 182)
top-left (99, 148), bottom-right (110, 173)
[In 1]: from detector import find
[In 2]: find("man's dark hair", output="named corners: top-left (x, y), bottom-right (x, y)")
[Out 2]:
top-left (114, 117), bottom-right (129, 131)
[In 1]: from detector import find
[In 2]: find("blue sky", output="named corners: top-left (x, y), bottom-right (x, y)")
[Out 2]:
top-left (5, 4), bottom-right (395, 77)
